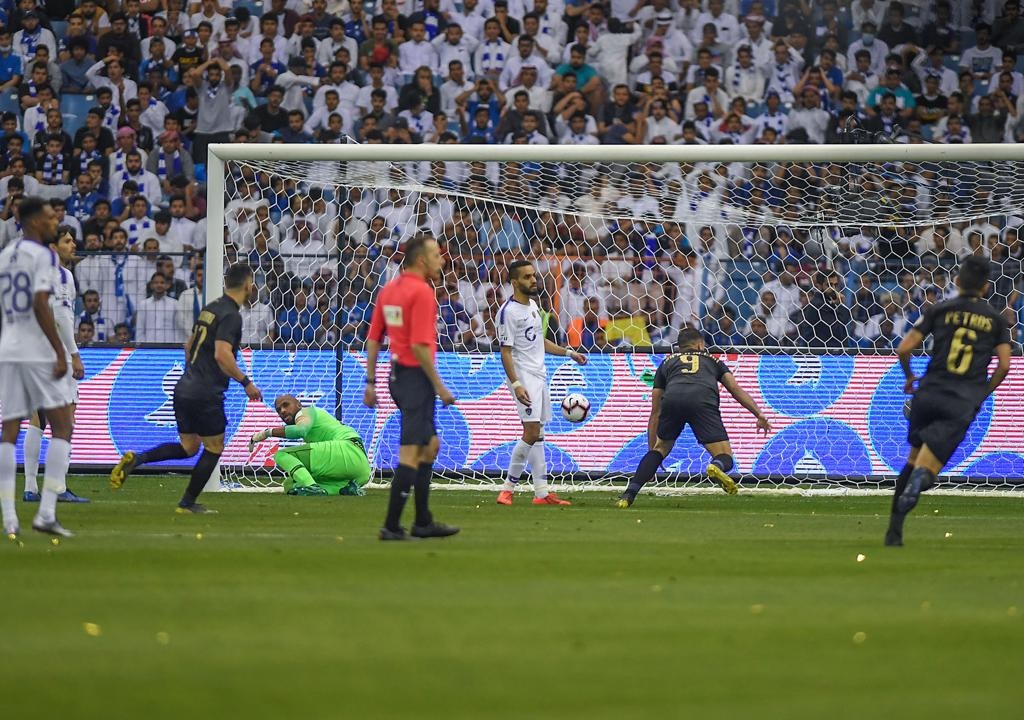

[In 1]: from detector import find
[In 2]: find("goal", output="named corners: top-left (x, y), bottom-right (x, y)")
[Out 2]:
top-left (205, 141), bottom-right (1024, 495)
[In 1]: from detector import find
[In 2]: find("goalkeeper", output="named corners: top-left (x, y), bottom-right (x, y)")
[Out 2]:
top-left (249, 395), bottom-right (372, 496)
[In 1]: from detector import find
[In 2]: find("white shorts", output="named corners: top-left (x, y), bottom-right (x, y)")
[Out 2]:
top-left (510, 373), bottom-right (550, 425)
top-left (0, 362), bottom-right (76, 421)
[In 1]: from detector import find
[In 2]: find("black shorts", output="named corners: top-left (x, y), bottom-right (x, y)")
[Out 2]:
top-left (389, 363), bottom-right (436, 447)
top-left (907, 389), bottom-right (980, 466)
top-left (173, 386), bottom-right (227, 438)
top-left (657, 393), bottom-right (729, 447)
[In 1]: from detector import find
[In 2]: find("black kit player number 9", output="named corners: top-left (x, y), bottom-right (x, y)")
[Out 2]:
top-left (677, 354), bottom-right (700, 374)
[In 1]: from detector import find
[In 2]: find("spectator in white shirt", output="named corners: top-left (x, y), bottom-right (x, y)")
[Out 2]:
top-left (764, 40), bottom-right (803, 104)
top-left (788, 86), bottom-right (831, 144)
top-left (439, 59), bottom-right (475, 116)
top-left (846, 21), bottom-right (889, 75)
top-left (399, 20), bottom-right (440, 75)
top-left (13, 12), bottom-right (57, 63)
top-left (474, 18), bottom-right (512, 81)
top-left (432, 23), bottom-right (477, 75)
top-left (317, 18), bottom-right (359, 68)
top-left (499, 35), bottom-right (553, 91)
top-left (135, 272), bottom-right (184, 343)
top-left (314, 61), bottom-right (360, 116)
top-left (691, 0), bottom-right (740, 47)
top-left (724, 45), bottom-right (765, 103)
top-left (86, 55), bottom-right (139, 108)
top-left (642, 98), bottom-right (681, 143)
top-left (684, 68), bottom-right (729, 120)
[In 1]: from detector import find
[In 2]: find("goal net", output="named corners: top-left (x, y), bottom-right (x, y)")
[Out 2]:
top-left (206, 141), bottom-right (1024, 495)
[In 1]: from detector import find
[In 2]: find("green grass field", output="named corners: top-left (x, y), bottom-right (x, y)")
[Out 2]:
top-left (2, 476), bottom-right (1022, 719)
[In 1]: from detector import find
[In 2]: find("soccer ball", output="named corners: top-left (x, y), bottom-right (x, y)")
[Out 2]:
top-left (561, 393), bottom-right (591, 423)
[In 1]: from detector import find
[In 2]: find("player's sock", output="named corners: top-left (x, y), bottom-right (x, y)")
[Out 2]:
top-left (413, 462), bottom-right (433, 527)
top-left (711, 454), bottom-right (734, 473)
top-left (625, 450), bottom-right (664, 498)
top-left (384, 463), bottom-right (416, 532)
top-left (38, 439), bottom-right (70, 523)
top-left (528, 441), bottom-right (548, 498)
top-left (180, 450), bottom-right (220, 507)
top-left (23, 425), bottom-right (43, 494)
top-left (273, 450), bottom-right (316, 488)
top-left (898, 466), bottom-right (936, 515)
top-left (502, 439), bottom-right (533, 492)
top-left (137, 442), bottom-right (193, 466)
top-left (0, 443), bottom-right (16, 530)
top-left (889, 463), bottom-right (913, 516)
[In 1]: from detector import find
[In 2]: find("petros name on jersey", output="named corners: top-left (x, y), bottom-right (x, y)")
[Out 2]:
top-left (942, 311), bottom-right (994, 333)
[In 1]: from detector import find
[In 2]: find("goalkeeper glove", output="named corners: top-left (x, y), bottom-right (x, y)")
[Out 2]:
top-left (248, 429), bottom-right (272, 451)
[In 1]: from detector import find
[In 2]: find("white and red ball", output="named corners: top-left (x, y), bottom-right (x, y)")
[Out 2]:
top-left (561, 392), bottom-right (591, 423)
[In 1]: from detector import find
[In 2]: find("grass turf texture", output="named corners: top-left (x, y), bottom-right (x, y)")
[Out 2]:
top-left (2, 476), bottom-right (1022, 720)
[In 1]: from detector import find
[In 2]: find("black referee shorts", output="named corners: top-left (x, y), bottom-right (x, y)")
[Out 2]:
top-left (657, 392), bottom-right (729, 447)
top-left (173, 385), bottom-right (227, 438)
top-left (389, 363), bottom-right (437, 447)
top-left (907, 389), bottom-right (979, 466)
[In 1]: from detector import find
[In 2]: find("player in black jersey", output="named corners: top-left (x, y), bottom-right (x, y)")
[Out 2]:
top-left (109, 263), bottom-right (264, 514)
top-left (617, 328), bottom-right (772, 507)
top-left (886, 256), bottom-right (1011, 546)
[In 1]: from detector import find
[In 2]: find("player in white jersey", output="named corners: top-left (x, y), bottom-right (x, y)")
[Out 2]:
top-left (496, 260), bottom-right (586, 506)
top-left (22, 225), bottom-right (89, 504)
top-left (0, 198), bottom-right (77, 539)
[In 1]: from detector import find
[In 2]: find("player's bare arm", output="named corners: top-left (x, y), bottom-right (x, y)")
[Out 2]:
top-left (986, 343), bottom-right (1012, 398)
top-left (720, 373), bottom-right (772, 434)
top-left (543, 338), bottom-right (587, 366)
top-left (500, 344), bottom-right (531, 406)
top-left (647, 387), bottom-right (663, 450)
top-left (32, 290), bottom-right (66, 379)
top-left (363, 337), bottom-right (380, 408)
top-left (214, 339), bottom-right (262, 401)
top-left (896, 328), bottom-right (925, 394)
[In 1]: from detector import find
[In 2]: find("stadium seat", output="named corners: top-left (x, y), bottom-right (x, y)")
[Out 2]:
top-left (63, 112), bottom-right (84, 136)
top-left (0, 92), bottom-right (18, 115)
top-left (50, 20), bottom-right (68, 39)
top-left (60, 93), bottom-right (97, 124)
top-left (233, 0), bottom-right (265, 16)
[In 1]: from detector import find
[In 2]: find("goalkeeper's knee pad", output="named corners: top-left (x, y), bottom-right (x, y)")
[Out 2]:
top-left (712, 454), bottom-right (734, 473)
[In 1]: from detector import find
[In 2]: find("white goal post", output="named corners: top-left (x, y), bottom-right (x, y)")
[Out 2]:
top-left (204, 141), bottom-right (1024, 495)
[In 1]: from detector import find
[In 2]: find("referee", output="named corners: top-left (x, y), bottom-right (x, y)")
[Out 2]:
top-left (365, 235), bottom-right (459, 541)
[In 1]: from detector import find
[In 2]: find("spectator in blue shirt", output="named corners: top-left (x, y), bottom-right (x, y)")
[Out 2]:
top-left (463, 104), bottom-right (498, 142)
top-left (273, 110), bottom-right (315, 143)
top-left (478, 209), bottom-right (526, 253)
top-left (67, 172), bottom-right (102, 221)
top-left (0, 27), bottom-right (22, 93)
top-left (705, 305), bottom-right (745, 348)
top-left (276, 283), bottom-right (322, 345)
top-left (59, 37), bottom-right (94, 94)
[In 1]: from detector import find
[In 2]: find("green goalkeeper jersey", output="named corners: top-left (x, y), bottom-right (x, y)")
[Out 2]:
top-left (285, 406), bottom-right (361, 445)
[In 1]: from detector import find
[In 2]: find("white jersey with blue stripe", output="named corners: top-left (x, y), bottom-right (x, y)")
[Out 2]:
top-left (52, 265), bottom-right (77, 360)
top-left (0, 239), bottom-right (60, 362)
top-left (497, 298), bottom-right (546, 380)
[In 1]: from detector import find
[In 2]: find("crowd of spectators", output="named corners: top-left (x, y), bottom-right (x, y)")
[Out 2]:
top-left (4, 0), bottom-right (1024, 352)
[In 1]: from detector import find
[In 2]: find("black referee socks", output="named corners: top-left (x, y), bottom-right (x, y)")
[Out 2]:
top-left (414, 463), bottom-right (434, 527)
top-left (626, 450), bottom-right (664, 497)
top-left (181, 449), bottom-right (220, 507)
top-left (890, 463), bottom-right (913, 515)
top-left (385, 464), bottom-right (417, 532)
top-left (138, 442), bottom-right (194, 466)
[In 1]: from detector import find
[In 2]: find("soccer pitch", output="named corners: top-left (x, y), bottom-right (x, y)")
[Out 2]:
top-left (3, 478), bottom-right (1022, 720)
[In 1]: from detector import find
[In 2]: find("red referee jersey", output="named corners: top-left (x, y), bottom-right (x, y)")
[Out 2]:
top-left (367, 271), bottom-right (438, 367)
